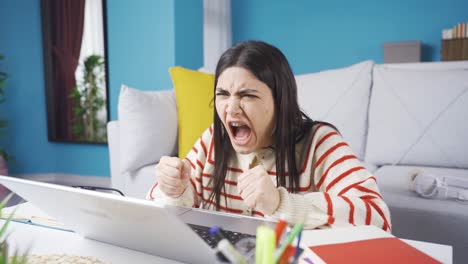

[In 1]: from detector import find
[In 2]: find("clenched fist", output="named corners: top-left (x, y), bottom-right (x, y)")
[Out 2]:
top-left (156, 156), bottom-right (191, 198)
top-left (237, 165), bottom-right (280, 215)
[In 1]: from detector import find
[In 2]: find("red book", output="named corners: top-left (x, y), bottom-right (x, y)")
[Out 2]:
top-left (310, 237), bottom-right (441, 264)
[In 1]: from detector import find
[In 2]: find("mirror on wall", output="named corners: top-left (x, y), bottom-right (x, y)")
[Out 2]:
top-left (41, 0), bottom-right (109, 144)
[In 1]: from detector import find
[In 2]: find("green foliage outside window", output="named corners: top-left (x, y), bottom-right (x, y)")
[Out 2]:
top-left (71, 54), bottom-right (107, 143)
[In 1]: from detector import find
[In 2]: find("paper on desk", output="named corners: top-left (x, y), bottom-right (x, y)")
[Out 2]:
top-left (298, 245), bottom-right (326, 264)
top-left (1, 202), bottom-right (70, 231)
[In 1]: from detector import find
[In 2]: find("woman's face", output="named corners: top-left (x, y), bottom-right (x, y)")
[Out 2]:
top-left (215, 66), bottom-right (275, 154)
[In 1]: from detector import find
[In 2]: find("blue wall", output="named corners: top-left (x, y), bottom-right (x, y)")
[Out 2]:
top-left (174, 0), bottom-right (203, 69)
top-left (232, 0), bottom-right (468, 74)
top-left (0, 0), bottom-right (202, 177)
top-left (1, 0), bottom-right (465, 177)
top-left (108, 0), bottom-right (176, 120)
top-left (0, 0), bottom-right (61, 174)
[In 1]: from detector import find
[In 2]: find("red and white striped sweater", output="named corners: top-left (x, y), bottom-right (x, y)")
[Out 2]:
top-left (148, 124), bottom-right (391, 231)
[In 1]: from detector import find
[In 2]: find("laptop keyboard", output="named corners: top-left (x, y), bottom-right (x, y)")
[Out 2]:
top-left (188, 224), bottom-right (255, 248)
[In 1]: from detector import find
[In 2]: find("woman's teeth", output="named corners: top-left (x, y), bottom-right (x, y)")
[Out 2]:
top-left (230, 122), bottom-right (244, 127)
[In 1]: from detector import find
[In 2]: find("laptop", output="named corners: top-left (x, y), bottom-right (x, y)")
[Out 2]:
top-left (0, 175), bottom-right (273, 263)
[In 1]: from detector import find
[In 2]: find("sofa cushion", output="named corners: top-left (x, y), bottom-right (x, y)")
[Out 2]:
top-left (366, 66), bottom-right (468, 168)
top-left (296, 60), bottom-right (374, 159)
top-left (118, 85), bottom-right (178, 174)
top-left (169, 67), bottom-right (214, 158)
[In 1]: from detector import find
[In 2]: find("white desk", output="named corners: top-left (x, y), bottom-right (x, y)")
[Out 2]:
top-left (1, 202), bottom-right (452, 264)
top-left (4, 220), bottom-right (179, 264)
top-left (2, 220), bottom-right (452, 264)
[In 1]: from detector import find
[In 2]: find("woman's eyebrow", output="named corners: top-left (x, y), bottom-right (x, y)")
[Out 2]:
top-left (238, 88), bottom-right (259, 94)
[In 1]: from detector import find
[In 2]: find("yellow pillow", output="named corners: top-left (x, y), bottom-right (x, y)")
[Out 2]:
top-left (169, 67), bottom-right (214, 158)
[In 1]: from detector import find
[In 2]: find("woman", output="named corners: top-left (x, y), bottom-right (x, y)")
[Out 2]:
top-left (147, 41), bottom-right (391, 231)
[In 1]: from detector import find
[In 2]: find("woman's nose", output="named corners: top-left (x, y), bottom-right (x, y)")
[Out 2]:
top-left (226, 97), bottom-right (242, 115)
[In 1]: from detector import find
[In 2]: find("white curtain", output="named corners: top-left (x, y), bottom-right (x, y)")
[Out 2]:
top-left (203, 0), bottom-right (232, 72)
top-left (75, 0), bottom-right (107, 129)
top-left (75, 0), bottom-right (105, 88)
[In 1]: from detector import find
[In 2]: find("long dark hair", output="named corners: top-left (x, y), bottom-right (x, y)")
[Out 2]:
top-left (207, 40), bottom-right (318, 210)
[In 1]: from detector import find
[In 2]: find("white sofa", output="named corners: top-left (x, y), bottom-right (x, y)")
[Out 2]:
top-left (108, 60), bottom-right (468, 263)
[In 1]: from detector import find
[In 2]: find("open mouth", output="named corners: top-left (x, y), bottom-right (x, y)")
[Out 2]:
top-left (228, 121), bottom-right (252, 145)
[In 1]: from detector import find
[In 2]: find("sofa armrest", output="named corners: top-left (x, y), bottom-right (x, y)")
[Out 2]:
top-left (107, 120), bottom-right (123, 191)
top-left (107, 119), bottom-right (176, 199)
top-left (110, 86), bottom-right (178, 198)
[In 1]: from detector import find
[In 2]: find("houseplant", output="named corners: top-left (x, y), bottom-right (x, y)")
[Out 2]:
top-left (0, 193), bottom-right (28, 264)
top-left (0, 54), bottom-right (12, 175)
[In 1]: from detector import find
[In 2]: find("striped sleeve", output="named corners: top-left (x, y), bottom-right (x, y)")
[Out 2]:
top-left (146, 125), bottom-right (213, 208)
top-left (272, 125), bottom-right (391, 232)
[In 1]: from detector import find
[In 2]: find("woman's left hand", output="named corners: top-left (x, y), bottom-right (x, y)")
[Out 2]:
top-left (237, 165), bottom-right (280, 215)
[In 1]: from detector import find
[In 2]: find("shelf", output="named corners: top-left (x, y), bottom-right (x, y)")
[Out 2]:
top-left (441, 39), bottom-right (468, 61)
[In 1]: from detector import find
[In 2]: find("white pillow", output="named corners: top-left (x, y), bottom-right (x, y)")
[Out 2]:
top-left (365, 66), bottom-right (468, 168)
top-left (118, 85), bottom-right (178, 174)
top-left (295, 60), bottom-right (374, 159)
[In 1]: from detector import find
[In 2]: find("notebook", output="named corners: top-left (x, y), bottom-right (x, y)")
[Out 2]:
top-left (310, 237), bottom-right (441, 264)
top-left (1, 201), bottom-right (70, 231)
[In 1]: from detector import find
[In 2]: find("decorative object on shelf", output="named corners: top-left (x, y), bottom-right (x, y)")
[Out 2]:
top-left (383, 41), bottom-right (421, 63)
top-left (441, 22), bottom-right (468, 61)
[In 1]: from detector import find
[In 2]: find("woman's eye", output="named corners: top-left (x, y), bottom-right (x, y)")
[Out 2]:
top-left (242, 94), bottom-right (257, 99)
top-left (216, 92), bottom-right (228, 96)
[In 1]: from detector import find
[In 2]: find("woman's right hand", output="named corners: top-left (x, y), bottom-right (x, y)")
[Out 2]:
top-left (155, 156), bottom-right (191, 198)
